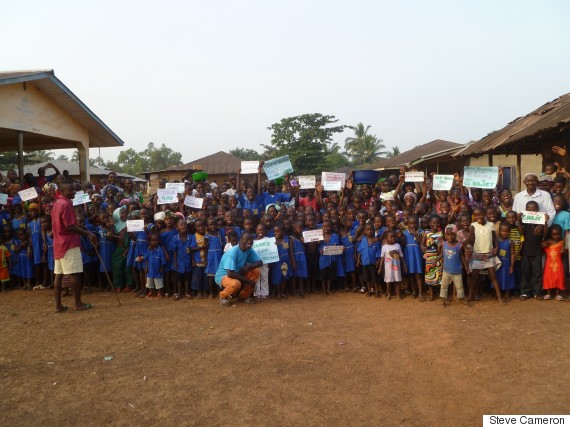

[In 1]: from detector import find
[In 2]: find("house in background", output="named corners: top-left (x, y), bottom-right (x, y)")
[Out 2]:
top-left (142, 151), bottom-right (242, 193)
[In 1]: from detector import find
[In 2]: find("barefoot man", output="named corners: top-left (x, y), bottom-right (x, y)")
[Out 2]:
top-left (52, 180), bottom-right (98, 313)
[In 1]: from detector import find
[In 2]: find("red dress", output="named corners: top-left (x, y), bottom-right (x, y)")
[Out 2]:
top-left (543, 241), bottom-right (566, 290)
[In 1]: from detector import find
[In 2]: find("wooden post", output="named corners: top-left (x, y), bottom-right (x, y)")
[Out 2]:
top-left (488, 153), bottom-right (493, 166)
top-left (516, 152), bottom-right (522, 192)
top-left (17, 131), bottom-right (24, 184)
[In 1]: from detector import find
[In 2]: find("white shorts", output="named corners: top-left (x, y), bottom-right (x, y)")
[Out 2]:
top-left (54, 247), bottom-right (83, 275)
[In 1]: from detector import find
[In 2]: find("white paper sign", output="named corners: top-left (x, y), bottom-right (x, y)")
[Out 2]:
top-left (126, 219), bottom-right (144, 232)
top-left (240, 161), bottom-right (259, 175)
top-left (157, 189), bottom-right (178, 205)
top-left (165, 183), bottom-right (185, 194)
top-left (405, 171), bottom-right (425, 182)
top-left (321, 172), bottom-right (346, 192)
top-left (252, 237), bottom-right (279, 264)
top-left (432, 175), bottom-right (454, 191)
top-left (521, 211), bottom-right (546, 225)
top-left (18, 187), bottom-right (38, 201)
top-left (298, 175), bottom-right (316, 189)
top-left (72, 193), bottom-right (90, 206)
top-left (323, 245), bottom-right (344, 256)
top-left (463, 166), bottom-right (498, 189)
top-left (303, 229), bottom-right (324, 243)
top-left (263, 155), bottom-right (294, 181)
top-left (0, 194), bottom-right (8, 205)
top-left (184, 196), bottom-right (203, 209)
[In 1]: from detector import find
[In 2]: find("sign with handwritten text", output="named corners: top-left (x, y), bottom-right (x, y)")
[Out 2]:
top-left (463, 166), bottom-right (498, 189)
top-left (240, 161), bottom-right (260, 175)
top-left (157, 189), bottom-right (178, 205)
top-left (126, 219), bottom-right (144, 232)
top-left (323, 245), bottom-right (344, 256)
top-left (432, 175), bottom-right (454, 191)
top-left (521, 211), bottom-right (546, 225)
top-left (263, 155), bottom-right (294, 181)
top-left (18, 187), bottom-right (38, 201)
top-left (321, 172), bottom-right (346, 191)
top-left (405, 171), bottom-right (425, 182)
top-left (165, 182), bottom-right (185, 194)
top-left (184, 196), bottom-right (203, 209)
top-left (302, 229), bottom-right (324, 243)
top-left (252, 237), bottom-right (279, 264)
top-left (298, 175), bottom-right (316, 189)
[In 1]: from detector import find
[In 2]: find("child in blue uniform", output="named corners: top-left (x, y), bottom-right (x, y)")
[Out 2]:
top-left (496, 222), bottom-right (515, 300)
top-left (339, 217), bottom-right (357, 292)
top-left (403, 215), bottom-right (424, 300)
top-left (291, 222), bottom-right (307, 297)
top-left (96, 213), bottom-right (116, 290)
top-left (78, 214), bottom-right (97, 292)
top-left (160, 212), bottom-right (178, 297)
top-left (319, 220), bottom-right (341, 296)
top-left (171, 218), bottom-right (193, 299)
top-left (271, 225), bottom-right (294, 299)
top-left (135, 208), bottom-right (155, 296)
top-left (4, 227), bottom-right (19, 287)
top-left (190, 219), bottom-right (209, 298)
top-left (205, 217), bottom-right (224, 298)
top-left (137, 232), bottom-right (166, 298)
top-left (28, 204), bottom-right (45, 289)
top-left (357, 223), bottom-right (381, 297)
top-left (16, 228), bottom-right (33, 290)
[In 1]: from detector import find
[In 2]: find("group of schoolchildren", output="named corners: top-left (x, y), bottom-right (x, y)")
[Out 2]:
top-left (0, 162), bottom-right (568, 307)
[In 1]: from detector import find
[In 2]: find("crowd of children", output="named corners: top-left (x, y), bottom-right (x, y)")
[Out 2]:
top-left (1, 162), bottom-right (569, 307)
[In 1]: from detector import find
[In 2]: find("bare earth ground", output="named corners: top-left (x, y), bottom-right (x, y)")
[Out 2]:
top-left (1, 289), bottom-right (569, 427)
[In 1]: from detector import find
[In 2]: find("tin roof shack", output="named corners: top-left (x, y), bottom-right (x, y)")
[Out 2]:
top-left (0, 70), bottom-right (124, 183)
top-left (453, 92), bottom-right (570, 191)
top-left (143, 151), bottom-right (243, 193)
top-left (370, 139), bottom-right (465, 176)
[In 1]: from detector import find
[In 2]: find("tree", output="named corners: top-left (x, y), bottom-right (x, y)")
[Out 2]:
top-left (385, 147), bottom-right (401, 158)
top-left (324, 143), bottom-right (352, 170)
top-left (262, 114), bottom-right (346, 175)
top-left (344, 123), bottom-right (386, 167)
top-left (105, 142), bottom-right (183, 176)
top-left (26, 150), bottom-right (55, 163)
top-left (229, 148), bottom-right (261, 161)
top-left (56, 154), bottom-right (69, 161)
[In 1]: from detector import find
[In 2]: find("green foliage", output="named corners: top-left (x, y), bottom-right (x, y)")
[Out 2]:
top-left (105, 142), bottom-right (183, 176)
top-left (56, 154), bottom-right (69, 161)
top-left (344, 122), bottom-right (386, 167)
top-left (229, 148), bottom-right (261, 161)
top-left (0, 151), bottom-right (49, 171)
top-left (385, 146), bottom-right (401, 158)
top-left (262, 114), bottom-right (346, 175)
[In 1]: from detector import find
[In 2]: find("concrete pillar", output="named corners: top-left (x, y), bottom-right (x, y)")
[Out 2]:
top-left (76, 140), bottom-right (90, 183)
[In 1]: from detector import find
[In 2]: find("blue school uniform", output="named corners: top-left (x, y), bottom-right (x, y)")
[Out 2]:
top-left (220, 226), bottom-right (241, 243)
top-left (375, 226), bottom-right (387, 240)
top-left (97, 226), bottom-right (116, 273)
top-left (262, 192), bottom-right (290, 208)
top-left (271, 236), bottom-right (292, 284)
top-left (357, 237), bottom-right (380, 266)
top-left (80, 234), bottom-right (98, 265)
top-left (403, 230), bottom-right (423, 274)
top-left (318, 233), bottom-right (341, 269)
top-left (143, 246), bottom-right (166, 279)
top-left (135, 223), bottom-right (154, 269)
top-left (205, 233), bottom-right (224, 275)
top-left (126, 238), bottom-right (137, 267)
top-left (340, 232), bottom-right (356, 273)
top-left (350, 220), bottom-right (360, 234)
top-left (160, 228), bottom-right (177, 272)
top-left (45, 233), bottom-right (54, 271)
top-left (29, 219), bottom-right (44, 265)
top-left (17, 243), bottom-right (33, 279)
top-left (170, 233), bottom-right (193, 274)
top-left (6, 238), bottom-right (20, 276)
top-left (11, 216), bottom-right (27, 232)
top-left (496, 239), bottom-right (515, 291)
top-left (238, 194), bottom-right (264, 217)
top-left (291, 235), bottom-right (308, 278)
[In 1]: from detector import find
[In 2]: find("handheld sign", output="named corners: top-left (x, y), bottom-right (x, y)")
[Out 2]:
top-left (303, 229), bottom-right (324, 243)
top-left (323, 245), bottom-right (344, 256)
top-left (126, 219), bottom-right (144, 232)
top-left (321, 172), bottom-right (345, 192)
top-left (240, 161), bottom-right (259, 175)
top-left (18, 187), bottom-right (38, 202)
top-left (521, 211), bottom-right (546, 225)
top-left (463, 166), bottom-right (498, 189)
top-left (0, 194), bottom-right (7, 205)
top-left (405, 171), bottom-right (425, 182)
top-left (165, 183), bottom-right (185, 194)
top-left (252, 237), bottom-right (279, 264)
top-left (432, 175), bottom-right (454, 191)
top-left (72, 193), bottom-right (91, 206)
top-left (184, 196), bottom-right (203, 209)
top-left (157, 189), bottom-right (178, 205)
top-left (263, 155), bottom-right (294, 181)
top-left (298, 175), bottom-right (316, 189)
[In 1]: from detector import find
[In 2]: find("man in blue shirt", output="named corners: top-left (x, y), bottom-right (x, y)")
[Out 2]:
top-left (215, 232), bottom-right (263, 307)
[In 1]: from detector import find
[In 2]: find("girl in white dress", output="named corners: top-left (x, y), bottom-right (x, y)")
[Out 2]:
top-left (378, 230), bottom-right (407, 300)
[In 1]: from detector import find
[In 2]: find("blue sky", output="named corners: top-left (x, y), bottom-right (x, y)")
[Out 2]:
top-left (2, 0), bottom-right (569, 163)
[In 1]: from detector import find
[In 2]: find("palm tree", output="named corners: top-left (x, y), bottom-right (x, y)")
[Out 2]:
top-left (344, 122), bottom-right (386, 166)
top-left (385, 147), bottom-right (400, 158)
top-left (26, 150), bottom-right (54, 163)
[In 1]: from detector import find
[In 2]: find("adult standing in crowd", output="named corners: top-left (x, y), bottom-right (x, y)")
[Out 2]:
top-left (52, 180), bottom-right (98, 313)
top-left (512, 172), bottom-right (555, 227)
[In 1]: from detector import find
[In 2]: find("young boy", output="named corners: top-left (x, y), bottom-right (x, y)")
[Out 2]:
top-left (439, 224), bottom-right (468, 307)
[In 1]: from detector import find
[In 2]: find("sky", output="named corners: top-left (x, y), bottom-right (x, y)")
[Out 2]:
top-left (2, 0), bottom-right (570, 164)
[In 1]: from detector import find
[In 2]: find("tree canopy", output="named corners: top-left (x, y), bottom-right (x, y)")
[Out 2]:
top-left (344, 122), bottom-right (386, 167)
top-left (106, 142), bottom-right (183, 176)
top-left (262, 113), bottom-right (347, 175)
top-left (229, 148), bottom-right (261, 161)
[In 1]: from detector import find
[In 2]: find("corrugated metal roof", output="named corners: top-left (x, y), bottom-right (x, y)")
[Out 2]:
top-left (149, 151), bottom-right (242, 175)
top-left (0, 70), bottom-right (124, 148)
top-left (370, 139), bottom-right (463, 170)
top-left (454, 92), bottom-right (570, 157)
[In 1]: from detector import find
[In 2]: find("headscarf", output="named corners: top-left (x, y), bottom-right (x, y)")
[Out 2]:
top-left (28, 202), bottom-right (39, 211)
top-left (113, 207), bottom-right (126, 234)
top-left (404, 192), bottom-right (417, 202)
top-left (154, 211), bottom-right (166, 222)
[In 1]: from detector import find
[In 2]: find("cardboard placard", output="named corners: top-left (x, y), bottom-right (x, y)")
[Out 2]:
top-left (405, 171), bottom-right (425, 182)
top-left (321, 172), bottom-right (345, 192)
top-left (157, 189), bottom-right (178, 205)
top-left (165, 182), bottom-right (185, 194)
top-left (323, 245), bottom-right (344, 256)
top-left (0, 194), bottom-right (7, 205)
top-left (432, 175), bottom-right (454, 191)
top-left (184, 196), bottom-right (203, 209)
top-left (126, 219), bottom-right (144, 232)
top-left (463, 166), bottom-right (498, 189)
top-left (302, 229), bottom-right (324, 243)
top-left (18, 187), bottom-right (38, 201)
top-left (263, 155), bottom-right (294, 181)
top-left (298, 175), bottom-right (316, 189)
top-left (521, 211), bottom-right (546, 225)
top-left (252, 237), bottom-right (279, 264)
top-left (72, 193), bottom-right (90, 206)
top-left (240, 161), bottom-right (260, 175)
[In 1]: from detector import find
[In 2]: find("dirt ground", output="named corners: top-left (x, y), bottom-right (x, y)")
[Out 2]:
top-left (1, 289), bottom-right (569, 426)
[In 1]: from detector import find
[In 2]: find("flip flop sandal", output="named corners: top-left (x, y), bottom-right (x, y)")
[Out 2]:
top-left (54, 306), bottom-right (69, 314)
top-left (555, 295), bottom-right (564, 301)
top-left (75, 303), bottom-right (94, 311)
top-left (543, 295), bottom-right (551, 300)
